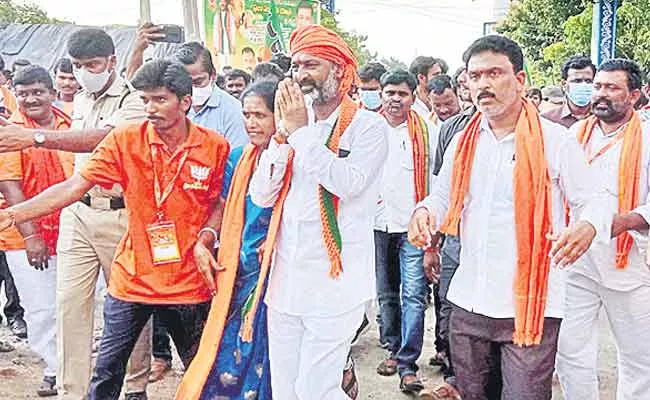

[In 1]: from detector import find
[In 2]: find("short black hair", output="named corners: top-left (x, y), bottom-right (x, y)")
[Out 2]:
top-left (432, 58), bottom-right (449, 74)
top-left (242, 46), bottom-right (255, 56)
top-left (269, 53), bottom-right (292, 73)
top-left (252, 62), bottom-right (284, 82)
top-left (174, 41), bottom-right (216, 76)
top-left (463, 35), bottom-right (524, 73)
top-left (67, 28), bottom-right (115, 59)
top-left (54, 58), bottom-right (73, 74)
top-left (526, 88), bottom-right (542, 98)
top-left (226, 69), bottom-right (251, 85)
top-left (241, 79), bottom-right (278, 112)
top-left (452, 66), bottom-right (465, 88)
top-left (131, 59), bottom-right (192, 99)
top-left (12, 59), bottom-right (31, 72)
top-left (380, 69), bottom-right (417, 93)
top-left (561, 55), bottom-right (596, 80)
top-left (358, 62), bottom-right (387, 83)
top-left (427, 74), bottom-right (455, 95)
top-left (13, 65), bottom-right (54, 90)
top-left (598, 58), bottom-right (644, 90)
top-left (409, 56), bottom-right (435, 78)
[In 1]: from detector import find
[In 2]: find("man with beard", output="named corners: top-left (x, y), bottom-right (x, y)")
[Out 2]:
top-left (542, 55), bottom-right (595, 129)
top-left (373, 70), bottom-right (435, 394)
top-left (249, 25), bottom-right (388, 399)
top-left (408, 35), bottom-right (609, 400)
top-left (557, 59), bottom-right (650, 400)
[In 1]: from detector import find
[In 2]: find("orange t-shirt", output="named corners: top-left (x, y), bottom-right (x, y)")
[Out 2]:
top-left (80, 119), bottom-right (230, 304)
top-left (0, 110), bottom-right (72, 254)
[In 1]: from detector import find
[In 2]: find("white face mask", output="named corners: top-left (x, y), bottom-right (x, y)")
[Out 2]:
top-left (192, 82), bottom-right (214, 106)
top-left (73, 66), bottom-right (112, 94)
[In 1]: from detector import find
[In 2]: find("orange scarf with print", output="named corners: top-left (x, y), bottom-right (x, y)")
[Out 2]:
top-left (576, 113), bottom-right (642, 269)
top-left (440, 99), bottom-right (553, 346)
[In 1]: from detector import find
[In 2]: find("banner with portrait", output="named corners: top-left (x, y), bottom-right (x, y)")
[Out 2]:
top-left (203, 0), bottom-right (321, 71)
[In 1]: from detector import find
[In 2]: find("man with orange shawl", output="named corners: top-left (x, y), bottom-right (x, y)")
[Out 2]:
top-left (408, 36), bottom-right (609, 400)
top-left (0, 65), bottom-right (72, 397)
top-left (556, 59), bottom-right (650, 400)
top-left (373, 69), bottom-right (435, 393)
top-left (248, 25), bottom-right (388, 399)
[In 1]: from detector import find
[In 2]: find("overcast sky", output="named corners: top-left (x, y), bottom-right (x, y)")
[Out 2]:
top-left (32, 0), bottom-right (498, 69)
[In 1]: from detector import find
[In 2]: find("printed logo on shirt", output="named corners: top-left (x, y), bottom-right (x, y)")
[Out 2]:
top-left (183, 164), bottom-right (211, 191)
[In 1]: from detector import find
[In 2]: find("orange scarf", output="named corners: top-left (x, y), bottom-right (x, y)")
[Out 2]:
top-left (440, 99), bottom-right (553, 346)
top-left (176, 145), bottom-right (276, 399)
top-left (576, 113), bottom-right (642, 269)
top-left (8, 106), bottom-right (71, 254)
top-left (381, 109), bottom-right (431, 202)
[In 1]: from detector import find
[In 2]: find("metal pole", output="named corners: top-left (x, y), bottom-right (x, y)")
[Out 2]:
top-left (591, 0), bottom-right (618, 66)
top-left (182, 0), bottom-right (201, 42)
top-left (139, 0), bottom-right (152, 24)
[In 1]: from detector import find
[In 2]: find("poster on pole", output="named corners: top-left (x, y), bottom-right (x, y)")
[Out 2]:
top-left (203, 0), bottom-right (321, 72)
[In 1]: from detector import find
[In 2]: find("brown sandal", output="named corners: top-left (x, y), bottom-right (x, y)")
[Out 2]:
top-left (376, 358), bottom-right (398, 376)
top-left (342, 355), bottom-right (359, 399)
top-left (419, 382), bottom-right (461, 400)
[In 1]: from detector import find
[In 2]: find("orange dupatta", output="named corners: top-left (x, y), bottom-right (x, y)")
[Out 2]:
top-left (439, 99), bottom-right (553, 346)
top-left (575, 113), bottom-right (642, 269)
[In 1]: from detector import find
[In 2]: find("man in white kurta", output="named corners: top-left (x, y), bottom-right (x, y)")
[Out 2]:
top-left (249, 25), bottom-right (389, 400)
top-left (557, 59), bottom-right (650, 400)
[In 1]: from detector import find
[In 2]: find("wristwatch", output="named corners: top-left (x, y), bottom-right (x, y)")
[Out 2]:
top-left (33, 131), bottom-right (46, 147)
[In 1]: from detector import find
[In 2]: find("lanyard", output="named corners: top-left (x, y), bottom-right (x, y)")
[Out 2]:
top-left (585, 129), bottom-right (625, 164)
top-left (151, 144), bottom-right (190, 220)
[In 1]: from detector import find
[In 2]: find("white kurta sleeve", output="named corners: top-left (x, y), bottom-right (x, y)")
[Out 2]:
top-left (287, 118), bottom-right (389, 201)
top-left (249, 140), bottom-right (291, 208)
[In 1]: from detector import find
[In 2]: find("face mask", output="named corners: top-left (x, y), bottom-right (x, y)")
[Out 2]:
top-left (567, 82), bottom-right (593, 107)
top-left (192, 82), bottom-right (214, 106)
top-left (73, 66), bottom-right (112, 94)
top-left (359, 89), bottom-right (382, 110)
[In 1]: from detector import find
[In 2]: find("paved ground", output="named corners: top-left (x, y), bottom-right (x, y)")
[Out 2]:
top-left (0, 300), bottom-right (619, 399)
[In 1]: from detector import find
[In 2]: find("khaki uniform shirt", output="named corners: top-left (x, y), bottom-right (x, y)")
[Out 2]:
top-left (71, 75), bottom-right (146, 198)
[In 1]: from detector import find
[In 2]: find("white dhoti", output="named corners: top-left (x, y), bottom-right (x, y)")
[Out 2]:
top-left (267, 304), bottom-right (365, 400)
top-left (5, 250), bottom-right (57, 377)
top-left (557, 271), bottom-right (650, 400)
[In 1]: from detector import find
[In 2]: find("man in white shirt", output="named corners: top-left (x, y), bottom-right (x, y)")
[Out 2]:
top-left (409, 56), bottom-right (448, 119)
top-left (249, 25), bottom-right (388, 399)
top-left (557, 59), bottom-right (650, 400)
top-left (373, 70), bottom-right (437, 393)
top-left (408, 35), bottom-right (607, 400)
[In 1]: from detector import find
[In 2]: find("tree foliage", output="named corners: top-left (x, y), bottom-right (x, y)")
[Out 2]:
top-left (321, 9), bottom-right (375, 66)
top-left (498, 0), bottom-right (650, 85)
top-left (0, 0), bottom-right (66, 24)
top-left (378, 56), bottom-right (408, 71)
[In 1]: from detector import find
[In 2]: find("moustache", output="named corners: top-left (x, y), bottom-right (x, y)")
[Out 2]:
top-left (592, 97), bottom-right (612, 108)
top-left (477, 91), bottom-right (496, 101)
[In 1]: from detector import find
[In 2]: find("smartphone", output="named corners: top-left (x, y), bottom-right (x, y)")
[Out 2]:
top-left (154, 24), bottom-right (185, 44)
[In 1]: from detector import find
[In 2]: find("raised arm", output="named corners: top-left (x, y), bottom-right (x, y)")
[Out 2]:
top-left (0, 174), bottom-right (94, 231)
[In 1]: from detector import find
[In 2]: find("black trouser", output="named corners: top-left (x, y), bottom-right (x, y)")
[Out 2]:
top-left (0, 251), bottom-right (24, 321)
top-left (89, 294), bottom-right (210, 400)
top-left (152, 313), bottom-right (173, 363)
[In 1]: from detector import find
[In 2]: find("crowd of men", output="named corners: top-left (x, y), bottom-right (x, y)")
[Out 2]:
top-left (0, 20), bottom-right (648, 400)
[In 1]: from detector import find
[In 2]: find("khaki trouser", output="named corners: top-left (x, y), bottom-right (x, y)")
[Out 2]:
top-left (56, 202), bottom-right (152, 399)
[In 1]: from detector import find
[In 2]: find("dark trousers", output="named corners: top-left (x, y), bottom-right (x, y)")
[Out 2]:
top-left (89, 294), bottom-right (210, 400)
top-left (450, 305), bottom-right (561, 400)
top-left (0, 251), bottom-right (24, 321)
top-left (437, 235), bottom-right (461, 379)
top-left (152, 314), bottom-right (173, 363)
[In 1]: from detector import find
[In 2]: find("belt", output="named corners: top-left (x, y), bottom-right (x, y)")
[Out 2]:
top-left (79, 194), bottom-right (125, 210)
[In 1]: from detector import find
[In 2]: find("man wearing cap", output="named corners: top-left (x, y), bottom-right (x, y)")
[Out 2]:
top-left (249, 25), bottom-right (389, 399)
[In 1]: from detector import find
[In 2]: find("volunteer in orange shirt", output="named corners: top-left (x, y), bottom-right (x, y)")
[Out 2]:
top-left (0, 65), bottom-right (73, 397)
top-left (0, 59), bottom-right (230, 399)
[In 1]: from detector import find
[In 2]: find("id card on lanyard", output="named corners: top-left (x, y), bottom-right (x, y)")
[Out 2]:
top-left (147, 145), bottom-right (189, 265)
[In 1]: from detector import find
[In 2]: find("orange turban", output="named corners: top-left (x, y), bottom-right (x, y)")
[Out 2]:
top-left (289, 24), bottom-right (359, 95)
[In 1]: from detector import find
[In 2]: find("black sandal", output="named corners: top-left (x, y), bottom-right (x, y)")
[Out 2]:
top-left (37, 376), bottom-right (57, 397)
top-left (400, 375), bottom-right (424, 394)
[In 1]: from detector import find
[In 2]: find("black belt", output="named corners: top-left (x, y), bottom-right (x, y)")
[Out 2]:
top-left (79, 194), bottom-right (125, 210)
